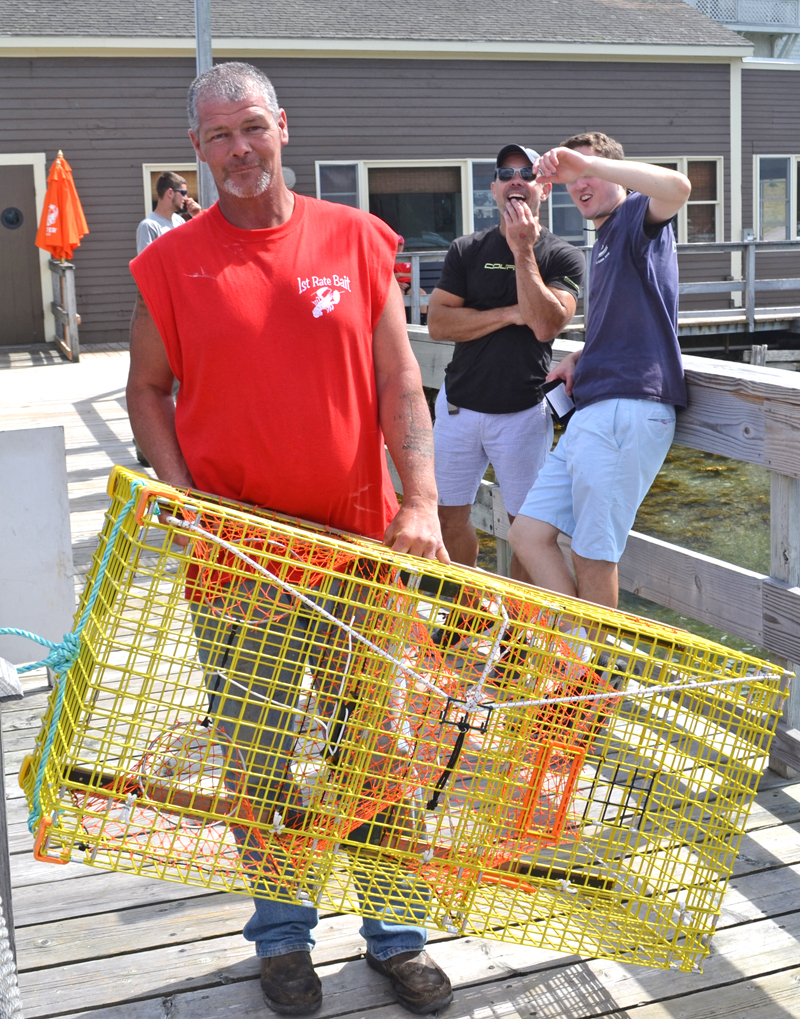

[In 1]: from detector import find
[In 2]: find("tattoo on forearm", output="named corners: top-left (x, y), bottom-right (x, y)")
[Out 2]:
top-left (399, 390), bottom-right (434, 458)
top-left (130, 293), bottom-right (149, 333)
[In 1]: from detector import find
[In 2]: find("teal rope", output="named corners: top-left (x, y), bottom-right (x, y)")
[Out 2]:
top-left (1, 629), bottom-right (81, 676)
top-left (0, 481), bottom-right (145, 834)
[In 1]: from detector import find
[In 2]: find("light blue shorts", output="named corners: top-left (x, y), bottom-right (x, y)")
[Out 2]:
top-left (434, 385), bottom-right (554, 518)
top-left (518, 398), bottom-right (676, 562)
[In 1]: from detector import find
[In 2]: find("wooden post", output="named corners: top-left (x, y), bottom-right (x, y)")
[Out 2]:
top-left (410, 255), bottom-right (421, 325)
top-left (49, 259), bottom-right (80, 362)
top-left (491, 486), bottom-right (512, 577)
top-left (0, 663), bottom-right (23, 965)
top-left (770, 472), bottom-right (800, 776)
top-left (751, 343), bottom-right (768, 367)
top-left (745, 240), bottom-right (756, 333)
top-left (62, 263), bottom-right (79, 360)
top-left (0, 725), bottom-right (16, 963)
top-left (194, 0), bottom-right (218, 209)
top-left (496, 538), bottom-right (511, 577)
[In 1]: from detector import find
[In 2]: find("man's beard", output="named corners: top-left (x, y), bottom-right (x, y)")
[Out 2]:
top-left (220, 165), bottom-right (272, 199)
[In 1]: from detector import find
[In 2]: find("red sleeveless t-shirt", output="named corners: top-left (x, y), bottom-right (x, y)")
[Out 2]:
top-left (130, 195), bottom-right (400, 540)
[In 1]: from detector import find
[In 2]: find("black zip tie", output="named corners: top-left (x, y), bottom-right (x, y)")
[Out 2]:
top-left (205, 623), bottom-right (239, 718)
top-left (426, 718), bottom-right (470, 811)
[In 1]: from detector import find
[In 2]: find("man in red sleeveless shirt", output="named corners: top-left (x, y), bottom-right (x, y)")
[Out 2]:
top-left (127, 62), bottom-right (451, 1017)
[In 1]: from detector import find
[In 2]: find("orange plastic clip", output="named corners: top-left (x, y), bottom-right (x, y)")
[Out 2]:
top-left (133, 484), bottom-right (180, 526)
top-left (33, 815), bottom-right (70, 865)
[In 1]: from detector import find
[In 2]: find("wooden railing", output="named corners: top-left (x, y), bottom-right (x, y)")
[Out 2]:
top-left (397, 327), bottom-right (800, 770)
top-left (397, 240), bottom-right (800, 331)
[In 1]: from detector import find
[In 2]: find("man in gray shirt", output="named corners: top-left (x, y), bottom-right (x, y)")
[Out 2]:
top-left (136, 171), bottom-right (200, 253)
top-left (134, 171), bottom-right (200, 465)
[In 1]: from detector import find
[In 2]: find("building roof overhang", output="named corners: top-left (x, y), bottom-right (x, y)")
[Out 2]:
top-left (0, 35), bottom-right (753, 61)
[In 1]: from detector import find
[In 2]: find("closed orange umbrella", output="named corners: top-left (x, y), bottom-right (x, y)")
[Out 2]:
top-left (35, 151), bottom-right (89, 261)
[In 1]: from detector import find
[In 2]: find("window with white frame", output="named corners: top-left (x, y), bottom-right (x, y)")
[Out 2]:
top-left (471, 161), bottom-right (500, 233)
top-left (637, 157), bottom-right (723, 243)
top-left (317, 163), bottom-right (360, 209)
top-left (367, 165), bottom-right (463, 249)
top-left (318, 160), bottom-right (467, 249)
top-left (549, 183), bottom-right (585, 244)
top-left (755, 156), bottom-right (800, 241)
top-left (316, 158), bottom-right (589, 247)
top-left (141, 163), bottom-right (198, 215)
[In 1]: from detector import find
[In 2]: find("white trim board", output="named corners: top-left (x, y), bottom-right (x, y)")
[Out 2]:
top-left (743, 58), bottom-right (800, 70)
top-left (730, 57), bottom-right (743, 302)
top-left (0, 36), bottom-right (753, 61)
top-left (0, 152), bottom-right (55, 344)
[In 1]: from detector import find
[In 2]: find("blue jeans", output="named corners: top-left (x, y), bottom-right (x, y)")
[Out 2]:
top-left (192, 577), bottom-right (428, 960)
top-left (244, 899), bottom-right (426, 960)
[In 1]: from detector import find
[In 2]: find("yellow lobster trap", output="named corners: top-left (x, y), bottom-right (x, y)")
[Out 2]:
top-left (20, 467), bottom-right (786, 972)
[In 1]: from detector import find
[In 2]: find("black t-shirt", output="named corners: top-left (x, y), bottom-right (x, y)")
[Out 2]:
top-left (436, 226), bottom-right (584, 414)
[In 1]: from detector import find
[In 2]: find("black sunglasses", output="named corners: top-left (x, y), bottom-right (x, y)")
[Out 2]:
top-left (172, 188), bottom-right (188, 195)
top-left (494, 166), bottom-right (536, 182)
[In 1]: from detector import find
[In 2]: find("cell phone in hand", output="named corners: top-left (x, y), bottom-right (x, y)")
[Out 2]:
top-left (542, 378), bottom-right (575, 426)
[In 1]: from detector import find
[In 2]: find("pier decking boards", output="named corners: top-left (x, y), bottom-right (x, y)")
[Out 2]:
top-left (2, 345), bottom-right (800, 1018)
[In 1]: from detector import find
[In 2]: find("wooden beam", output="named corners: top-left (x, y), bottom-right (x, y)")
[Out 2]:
top-left (408, 329), bottom-right (452, 390)
top-left (765, 401), bottom-right (800, 477)
top-left (773, 722), bottom-right (800, 773)
top-left (385, 451), bottom-right (495, 536)
top-left (617, 531), bottom-right (767, 648)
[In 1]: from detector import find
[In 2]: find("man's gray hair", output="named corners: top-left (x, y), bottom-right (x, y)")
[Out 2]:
top-left (188, 62), bottom-right (280, 132)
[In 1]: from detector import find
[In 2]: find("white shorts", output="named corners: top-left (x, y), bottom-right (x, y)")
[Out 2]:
top-left (518, 398), bottom-right (676, 562)
top-left (433, 385), bottom-right (554, 518)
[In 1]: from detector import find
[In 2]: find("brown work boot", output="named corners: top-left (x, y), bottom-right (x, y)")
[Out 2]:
top-left (260, 952), bottom-right (322, 1015)
top-left (366, 950), bottom-right (453, 1014)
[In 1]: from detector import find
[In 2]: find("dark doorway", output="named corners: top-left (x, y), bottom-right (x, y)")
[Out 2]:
top-left (368, 166), bottom-right (462, 250)
top-left (0, 164), bottom-right (45, 345)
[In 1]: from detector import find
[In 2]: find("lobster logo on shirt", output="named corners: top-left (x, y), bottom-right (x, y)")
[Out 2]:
top-left (298, 274), bottom-right (352, 317)
top-left (311, 286), bottom-right (340, 318)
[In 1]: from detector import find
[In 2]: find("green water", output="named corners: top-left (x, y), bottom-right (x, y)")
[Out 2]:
top-left (634, 446), bottom-right (770, 575)
top-left (621, 446), bottom-right (771, 656)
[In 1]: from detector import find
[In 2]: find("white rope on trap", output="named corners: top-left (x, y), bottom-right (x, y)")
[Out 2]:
top-left (498, 672), bottom-right (782, 710)
top-left (165, 513), bottom-right (780, 714)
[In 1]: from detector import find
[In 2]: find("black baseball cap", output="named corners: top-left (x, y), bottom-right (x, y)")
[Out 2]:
top-left (496, 144), bottom-right (540, 167)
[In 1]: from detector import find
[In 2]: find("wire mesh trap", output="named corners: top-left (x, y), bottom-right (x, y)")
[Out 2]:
top-left (20, 467), bottom-right (787, 972)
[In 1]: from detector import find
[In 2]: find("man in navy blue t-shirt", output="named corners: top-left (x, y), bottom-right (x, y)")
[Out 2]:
top-left (509, 132), bottom-right (690, 611)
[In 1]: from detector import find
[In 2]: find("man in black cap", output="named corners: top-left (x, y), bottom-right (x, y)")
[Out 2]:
top-left (427, 143), bottom-right (584, 584)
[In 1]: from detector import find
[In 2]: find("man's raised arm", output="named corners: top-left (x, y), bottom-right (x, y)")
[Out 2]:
top-left (536, 147), bottom-right (691, 225)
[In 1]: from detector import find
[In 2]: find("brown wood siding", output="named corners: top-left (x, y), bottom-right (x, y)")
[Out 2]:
top-left (742, 70), bottom-right (800, 308)
top-left (742, 69), bottom-right (800, 231)
top-left (0, 57), bottom-right (730, 343)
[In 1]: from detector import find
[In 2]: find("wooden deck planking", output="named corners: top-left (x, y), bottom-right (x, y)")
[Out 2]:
top-left (2, 348), bottom-right (800, 1018)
